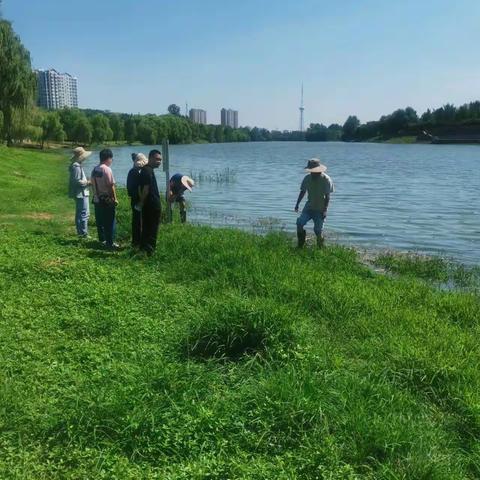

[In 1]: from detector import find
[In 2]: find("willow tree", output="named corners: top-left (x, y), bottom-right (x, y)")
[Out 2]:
top-left (0, 17), bottom-right (36, 145)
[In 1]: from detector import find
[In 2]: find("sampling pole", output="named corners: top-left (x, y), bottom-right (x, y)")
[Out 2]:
top-left (162, 138), bottom-right (172, 223)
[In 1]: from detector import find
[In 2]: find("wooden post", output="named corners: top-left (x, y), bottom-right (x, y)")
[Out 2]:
top-left (162, 139), bottom-right (172, 223)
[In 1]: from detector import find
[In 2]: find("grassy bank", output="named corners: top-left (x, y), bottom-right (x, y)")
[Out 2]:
top-left (0, 147), bottom-right (479, 479)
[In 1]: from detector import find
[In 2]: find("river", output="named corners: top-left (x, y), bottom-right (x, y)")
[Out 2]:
top-left (83, 142), bottom-right (480, 265)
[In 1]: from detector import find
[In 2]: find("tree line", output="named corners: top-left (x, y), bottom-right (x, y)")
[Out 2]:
top-left (306, 102), bottom-right (480, 142)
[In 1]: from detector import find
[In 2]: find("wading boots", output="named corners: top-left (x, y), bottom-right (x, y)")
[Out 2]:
top-left (297, 228), bottom-right (306, 248)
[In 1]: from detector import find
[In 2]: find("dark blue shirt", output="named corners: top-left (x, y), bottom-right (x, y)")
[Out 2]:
top-left (170, 173), bottom-right (186, 195)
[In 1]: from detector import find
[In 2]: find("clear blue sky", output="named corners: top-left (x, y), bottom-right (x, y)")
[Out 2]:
top-left (4, 0), bottom-right (480, 130)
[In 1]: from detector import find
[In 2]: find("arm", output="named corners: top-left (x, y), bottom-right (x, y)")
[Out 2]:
top-left (295, 190), bottom-right (306, 213)
top-left (112, 185), bottom-right (118, 205)
top-left (322, 194), bottom-right (330, 218)
top-left (138, 184), bottom-right (150, 206)
top-left (73, 165), bottom-right (88, 187)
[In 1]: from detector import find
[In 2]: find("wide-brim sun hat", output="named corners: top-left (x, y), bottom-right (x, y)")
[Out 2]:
top-left (305, 158), bottom-right (327, 173)
top-left (181, 175), bottom-right (195, 192)
top-left (71, 146), bottom-right (92, 163)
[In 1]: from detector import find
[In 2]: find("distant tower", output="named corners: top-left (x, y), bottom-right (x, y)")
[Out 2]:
top-left (185, 101), bottom-right (189, 117)
top-left (299, 83), bottom-right (305, 132)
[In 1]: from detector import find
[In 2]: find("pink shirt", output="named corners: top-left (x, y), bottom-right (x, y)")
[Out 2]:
top-left (91, 164), bottom-right (115, 202)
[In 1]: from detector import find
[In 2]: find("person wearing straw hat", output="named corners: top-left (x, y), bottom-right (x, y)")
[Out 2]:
top-left (294, 158), bottom-right (334, 248)
top-left (68, 146), bottom-right (92, 238)
top-left (168, 173), bottom-right (195, 223)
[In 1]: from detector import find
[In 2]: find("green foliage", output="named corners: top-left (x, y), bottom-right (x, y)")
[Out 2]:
top-left (108, 113), bottom-right (125, 142)
top-left (41, 111), bottom-right (65, 147)
top-left (136, 120), bottom-right (157, 144)
top-left (342, 115), bottom-right (361, 141)
top-left (0, 19), bottom-right (36, 144)
top-left (90, 113), bottom-right (113, 144)
top-left (124, 115), bottom-right (137, 144)
top-left (0, 147), bottom-right (480, 478)
top-left (167, 103), bottom-right (181, 115)
top-left (72, 115), bottom-right (92, 145)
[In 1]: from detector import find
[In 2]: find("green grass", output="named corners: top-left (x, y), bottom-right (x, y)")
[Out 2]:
top-left (1, 146), bottom-right (480, 479)
top-left (375, 252), bottom-right (480, 291)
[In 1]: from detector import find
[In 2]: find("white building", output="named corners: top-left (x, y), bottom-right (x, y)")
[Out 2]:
top-left (189, 108), bottom-right (207, 124)
top-left (221, 108), bottom-right (239, 128)
top-left (36, 69), bottom-right (78, 109)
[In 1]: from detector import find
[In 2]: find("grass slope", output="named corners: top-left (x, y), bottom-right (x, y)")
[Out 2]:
top-left (0, 147), bottom-right (479, 479)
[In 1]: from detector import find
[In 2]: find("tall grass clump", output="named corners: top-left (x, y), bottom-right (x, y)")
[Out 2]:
top-left (182, 296), bottom-right (298, 361)
top-left (188, 167), bottom-right (237, 184)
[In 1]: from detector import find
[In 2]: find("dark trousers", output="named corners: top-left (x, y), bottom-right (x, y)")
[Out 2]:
top-left (131, 202), bottom-right (142, 247)
top-left (94, 203), bottom-right (116, 246)
top-left (141, 206), bottom-right (161, 254)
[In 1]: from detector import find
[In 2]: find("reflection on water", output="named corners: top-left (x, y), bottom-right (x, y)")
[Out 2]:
top-left (83, 142), bottom-right (480, 265)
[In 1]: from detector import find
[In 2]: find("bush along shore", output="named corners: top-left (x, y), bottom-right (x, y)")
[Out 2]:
top-left (1, 146), bottom-right (480, 479)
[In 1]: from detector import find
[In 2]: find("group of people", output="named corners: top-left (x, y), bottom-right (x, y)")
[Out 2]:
top-left (68, 146), bottom-right (194, 254)
top-left (69, 146), bottom-right (334, 252)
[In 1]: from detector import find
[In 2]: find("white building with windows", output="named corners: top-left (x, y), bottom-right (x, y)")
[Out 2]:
top-left (221, 108), bottom-right (239, 128)
top-left (36, 69), bottom-right (78, 109)
top-left (189, 108), bottom-right (207, 124)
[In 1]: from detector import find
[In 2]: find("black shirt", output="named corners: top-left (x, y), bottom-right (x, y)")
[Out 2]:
top-left (138, 165), bottom-right (161, 210)
top-left (126, 167), bottom-right (141, 202)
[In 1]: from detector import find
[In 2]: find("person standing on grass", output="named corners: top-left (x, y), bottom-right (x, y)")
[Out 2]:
top-left (91, 149), bottom-right (119, 250)
top-left (168, 173), bottom-right (195, 223)
top-left (295, 158), bottom-right (334, 248)
top-left (137, 149), bottom-right (162, 255)
top-left (127, 153), bottom-right (148, 247)
top-left (68, 147), bottom-right (92, 238)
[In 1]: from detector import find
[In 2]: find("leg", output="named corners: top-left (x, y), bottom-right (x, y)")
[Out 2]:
top-left (141, 206), bottom-right (161, 254)
top-left (296, 210), bottom-right (311, 248)
top-left (75, 198), bottom-right (82, 235)
top-left (103, 205), bottom-right (116, 247)
top-left (78, 196), bottom-right (90, 236)
top-left (94, 203), bottom-right (105, 243)
top-left (312, 211), bottom-right (325, 248)
top-left (179, 198), bottom-right (187, 223)
top-left (131, 204), bottom-right (142, 247)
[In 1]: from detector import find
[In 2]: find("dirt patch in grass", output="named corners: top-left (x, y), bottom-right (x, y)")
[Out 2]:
top-left (0, 212), bottom-right (54, 221)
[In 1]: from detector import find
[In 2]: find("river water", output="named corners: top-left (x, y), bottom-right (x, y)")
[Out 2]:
top-left (84, 142), bottom-right (479, 264)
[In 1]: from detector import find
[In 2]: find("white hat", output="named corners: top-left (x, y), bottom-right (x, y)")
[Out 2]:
top-left (181, 176), bottom-right (195, 192)
top-left (305, 158), bottom-right (327, 173)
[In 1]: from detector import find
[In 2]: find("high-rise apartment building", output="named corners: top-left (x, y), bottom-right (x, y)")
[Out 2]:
top-left (189, 108), bottom-right (207, 124)
top-left (220, 108), bottom-right (239, 128)
top-left (36, 69), bottom-right (78, 109)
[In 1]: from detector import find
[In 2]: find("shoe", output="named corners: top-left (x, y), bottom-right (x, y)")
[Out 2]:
top-left (316, 235), bottom-right (325, 248)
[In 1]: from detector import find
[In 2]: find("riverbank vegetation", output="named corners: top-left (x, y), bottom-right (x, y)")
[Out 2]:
top-left (1, 147), bottom-right (480, 478)
top-left (306, 102), bottom-right (480, 143)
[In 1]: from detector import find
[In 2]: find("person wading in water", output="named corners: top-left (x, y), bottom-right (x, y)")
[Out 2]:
top-left (295, 158), bottom-right (334, 248)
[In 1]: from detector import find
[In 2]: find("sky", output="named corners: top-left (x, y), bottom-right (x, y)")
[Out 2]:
top-left (3, 0), bottom-right (480, 130)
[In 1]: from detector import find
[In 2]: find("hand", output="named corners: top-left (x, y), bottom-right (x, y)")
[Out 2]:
top-left (294, 205), bottom-right (299, 213)
top-left (322, 210), bottom-right (327, 219)
top-left (114, 200), bottom-right (119, 206)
